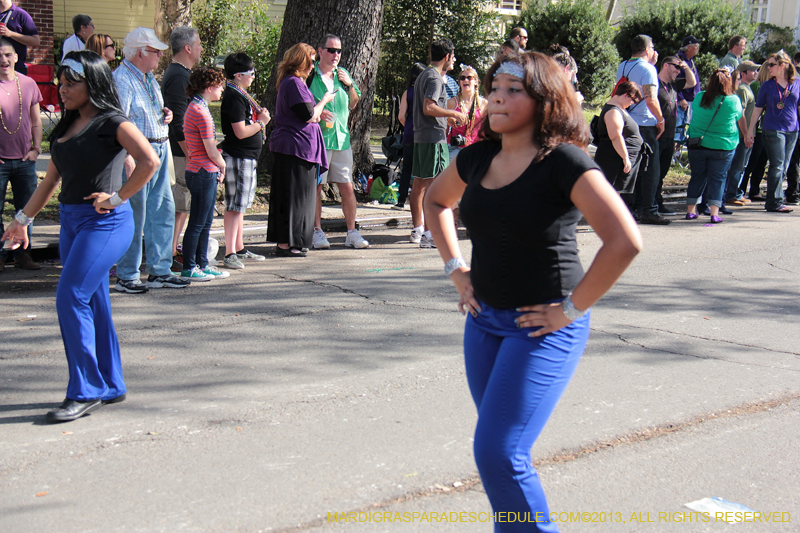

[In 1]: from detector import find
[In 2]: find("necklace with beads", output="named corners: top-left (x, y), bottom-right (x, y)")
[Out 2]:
top-left (172, 59), bottom-right (191, 71)
top-left (0, 75), bottom-right (23, 135)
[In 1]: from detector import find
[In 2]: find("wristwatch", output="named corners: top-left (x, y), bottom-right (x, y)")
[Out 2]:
top-left (561, 293), bottom-right (587, 321)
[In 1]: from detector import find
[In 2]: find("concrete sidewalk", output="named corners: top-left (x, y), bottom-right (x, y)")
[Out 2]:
top-left (1, 185), bottom-right (799, 532)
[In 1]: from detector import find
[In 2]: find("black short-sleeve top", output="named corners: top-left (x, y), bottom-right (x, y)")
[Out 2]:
top-left (219, 88), bottom-right (263, 160)
top-left (52, 112), bottom-right (128, 205)
top-left (456, 141), bottom-right (599, 309)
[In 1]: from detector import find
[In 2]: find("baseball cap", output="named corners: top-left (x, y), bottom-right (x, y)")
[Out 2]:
top-left (737, 60), bottom-right (761, 72)
top-left (682, 36), bottom-right (702, 47)
top-left (124, 27), bottom-right (168, 50)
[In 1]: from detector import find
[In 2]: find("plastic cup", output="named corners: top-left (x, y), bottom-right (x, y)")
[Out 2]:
top-left (325, 112), bottom-right (337, 129)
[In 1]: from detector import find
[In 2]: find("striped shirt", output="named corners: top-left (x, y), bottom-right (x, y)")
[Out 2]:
top-left (112, 59), bottom-right (168, 141)
top-left (184, 96), bottom-right (219, 173)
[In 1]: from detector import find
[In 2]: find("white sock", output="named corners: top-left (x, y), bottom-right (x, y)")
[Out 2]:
top-left (413, 226), bottom-right (424, 235)
top-left (423, 230), bottom-right (432, 239)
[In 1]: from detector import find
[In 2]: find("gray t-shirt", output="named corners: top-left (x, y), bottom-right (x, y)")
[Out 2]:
top-left (413, 67), bottom-right (448, 144)
top-left (736, 82), bottom-right (755, 130)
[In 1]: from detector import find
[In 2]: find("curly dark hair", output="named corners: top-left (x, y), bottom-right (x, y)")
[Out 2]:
top-left (186, 66), bottom-right (226, 98)
top-left (481, 51), bottom-right (589, 163)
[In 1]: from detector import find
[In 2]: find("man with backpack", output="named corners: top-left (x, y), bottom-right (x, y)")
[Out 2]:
top-left (616, 34), bottom-right (670, 225)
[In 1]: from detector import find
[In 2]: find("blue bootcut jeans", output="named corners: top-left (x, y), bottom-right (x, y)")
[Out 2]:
top-left (761, 129), bottom-right (799, 211)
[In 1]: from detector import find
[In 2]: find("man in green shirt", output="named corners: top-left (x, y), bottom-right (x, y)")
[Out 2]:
top-left (726, 60), bottom-right (759, 205)
top-left (719, 36), bottom-right (746, 70)
top-left (308, 33), bottom-right (368, 249)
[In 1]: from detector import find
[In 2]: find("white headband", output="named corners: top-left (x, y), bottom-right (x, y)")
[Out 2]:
top-left (494, 62), bottom-right (524, 79)
top-left (61, 58), bottom-right (85, 77)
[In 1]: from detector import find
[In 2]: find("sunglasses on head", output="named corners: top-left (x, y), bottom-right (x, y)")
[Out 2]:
top-left (326, 48), bottom-right (342, 54)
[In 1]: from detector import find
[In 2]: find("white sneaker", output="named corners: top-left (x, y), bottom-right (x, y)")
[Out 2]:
top-left (410, 229), bottom-right (422, 244)
top-left (345, 229), bottom-right (369, 249)
top-left (312, 229), bottom-right (330, 249)
top-left (420, 235), bottom-right (436, 249)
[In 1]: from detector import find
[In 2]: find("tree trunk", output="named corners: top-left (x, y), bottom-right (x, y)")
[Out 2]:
top-left (605, 0), bottom-right (618, 22)
top-left (154, 0), bottom-right (194, 75)
top-left (259, 0), bottom-right (385, 179)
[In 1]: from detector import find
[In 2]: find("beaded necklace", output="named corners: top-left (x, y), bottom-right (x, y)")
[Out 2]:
top-left (773, 79), bottom-right (791, 113)
top-left (0, 76), bottom-right (23, 135)
top-left (456, 90), bottom-right (480, 140)
top-left (226, 80), bottom-right (264, 139)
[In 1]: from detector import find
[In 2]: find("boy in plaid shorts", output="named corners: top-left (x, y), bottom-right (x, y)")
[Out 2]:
top-left (219, 52), bottom-right (271, 268)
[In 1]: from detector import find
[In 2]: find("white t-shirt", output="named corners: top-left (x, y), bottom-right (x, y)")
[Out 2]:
top-left (62, 34), bottom-right (85, 59)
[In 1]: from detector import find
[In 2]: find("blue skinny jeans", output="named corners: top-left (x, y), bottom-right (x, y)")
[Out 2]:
top-left (182, 168), bottom-right (219, 271)
top-left (464, 301), bottom-right (591, 532)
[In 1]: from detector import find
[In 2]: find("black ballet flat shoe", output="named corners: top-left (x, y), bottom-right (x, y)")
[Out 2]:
top-left (275, 246), bottom-right (307, 258)
top-left (46, 399), bottom-right (102, 422)
top-left (102, 393), bottom-right (126, 405)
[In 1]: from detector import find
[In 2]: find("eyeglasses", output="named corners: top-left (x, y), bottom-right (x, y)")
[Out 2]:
top-left (239, 70), bottom-right (256, 77)
top-left (459, 75), bottom-right (475, 81)
top-left (326, 48), bottom-right (342, 55)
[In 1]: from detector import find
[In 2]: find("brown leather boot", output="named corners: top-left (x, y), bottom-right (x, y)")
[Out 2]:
top-left (15, 251), bottom-right (41, 270)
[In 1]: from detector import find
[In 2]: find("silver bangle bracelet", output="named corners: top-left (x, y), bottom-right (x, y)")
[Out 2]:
top-left (561, 293), bottom-right (588, 321)
top-left (109, 192), bottom-right (126, 207)
top-left (444, 257), bottom-right (468, 277)
top-left (15, 210), bottom-right (34, 226)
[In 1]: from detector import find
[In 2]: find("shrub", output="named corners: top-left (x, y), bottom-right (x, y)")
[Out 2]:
top-left (751, 23), bottom-right (798, 62)
top-left (377, 0), bottom-right (502, 112)
top-left (615, 0), bottom-right (754, 87)
top-left (516, 0), bottom-right (619, 103)
top-left (193, 0), bottom-right (281, 101)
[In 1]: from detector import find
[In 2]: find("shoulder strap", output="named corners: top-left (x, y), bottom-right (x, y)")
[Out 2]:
top-left (697, 98), bottom-right (725, 139)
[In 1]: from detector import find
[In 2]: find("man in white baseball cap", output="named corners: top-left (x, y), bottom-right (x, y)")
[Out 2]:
top-left (113, 27), bottom-right (190, 293)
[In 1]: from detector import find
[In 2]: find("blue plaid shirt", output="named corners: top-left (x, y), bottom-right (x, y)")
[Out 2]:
top-left (113, 59), bottom-right (168, 140)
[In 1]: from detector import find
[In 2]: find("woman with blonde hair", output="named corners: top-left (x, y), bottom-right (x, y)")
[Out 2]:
top-left (424, 51), bottom-right (641, 531)
top-left (746, 51), bottom-right (800, 212)
top-left (85, 34), bottom-right (116, 63)
top-left (267, 43), bottom-right (335, 257)
top-left (446, 64), bottom-right (487, 160)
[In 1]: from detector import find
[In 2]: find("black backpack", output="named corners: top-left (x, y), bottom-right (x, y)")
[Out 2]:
top-left (381, 95), bottom-right (404, 163)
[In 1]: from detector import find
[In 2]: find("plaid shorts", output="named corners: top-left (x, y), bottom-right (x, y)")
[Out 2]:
top-left (222, 153), bottom-right (257, 213)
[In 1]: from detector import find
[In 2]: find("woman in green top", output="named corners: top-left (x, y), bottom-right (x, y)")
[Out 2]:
top-left (685, 68), bottom-right (748, 223)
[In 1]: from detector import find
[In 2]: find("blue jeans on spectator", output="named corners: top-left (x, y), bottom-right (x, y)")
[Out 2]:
top-left (182, 168), bottom-right (218, 271)
top-left (675, 105), bottom-right (691, 142)
top-left (725, 140), bottom-right (753, 202)
top-left (0, 158), bottom-right (37, 259)
top-left (761, 129), bottom-right (799, 211)
top-left (687, 148), bottom-right (735, 207)
top-left (115, 141), bottom-right (175, 280)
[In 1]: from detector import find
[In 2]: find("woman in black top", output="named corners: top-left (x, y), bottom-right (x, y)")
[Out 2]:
top-left (424, 51), bottom-right (641, 532)
top-left (594, 81), bottom-right (644, 201)
top-left (3, 51), bottom-right (159, 423)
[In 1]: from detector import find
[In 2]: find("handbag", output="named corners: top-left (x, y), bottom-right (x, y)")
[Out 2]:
top-left (686, 99), bottom-right (724, 149)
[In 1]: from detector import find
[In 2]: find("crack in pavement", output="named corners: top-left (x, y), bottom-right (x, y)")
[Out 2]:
top-left (599, 329), bottom-right (800, 372)
top-left (277, 392), bottom-right (800, 532)
top-left (594, 323), bottom-right (800, 359)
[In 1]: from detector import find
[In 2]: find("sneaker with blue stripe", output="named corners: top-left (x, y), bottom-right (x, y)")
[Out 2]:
top-left (181, 266), bottom-right (214, 281)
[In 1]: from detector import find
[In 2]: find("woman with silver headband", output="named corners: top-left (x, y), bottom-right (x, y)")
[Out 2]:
top-left (424, 52), bottom-right (642, 531)
top-left (3, 51), bottom-right (160, 422)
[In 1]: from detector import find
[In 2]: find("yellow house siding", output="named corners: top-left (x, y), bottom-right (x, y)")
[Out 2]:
top-left (53, 0), bottom-right (157, 42)
top-left (265, 0), bottom-right (287, 19)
